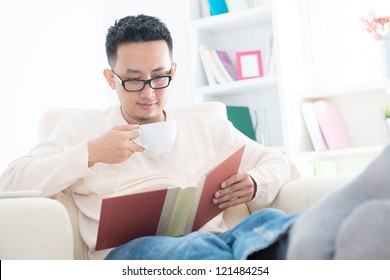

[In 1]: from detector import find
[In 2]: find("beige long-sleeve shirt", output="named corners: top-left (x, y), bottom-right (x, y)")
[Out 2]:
top-left (0, 105), bottom-right (300, 259)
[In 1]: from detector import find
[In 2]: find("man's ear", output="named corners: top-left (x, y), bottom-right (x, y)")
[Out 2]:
top-left (103, 69), bottom-right (116, 89)
top-left (171, 63), bottom-right (177, 80)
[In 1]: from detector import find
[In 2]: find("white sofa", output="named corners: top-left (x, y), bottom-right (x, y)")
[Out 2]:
top-left (0, 102), bottom-right (356, 259)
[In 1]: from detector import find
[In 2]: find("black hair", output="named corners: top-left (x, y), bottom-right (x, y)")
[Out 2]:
top-left (105, 14), bottom-right (173, 67)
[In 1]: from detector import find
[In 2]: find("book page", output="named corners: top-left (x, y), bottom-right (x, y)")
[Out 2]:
top-left (165, 187), bottom-right (197, 236)
top-left (114, 172), bottom-right (186, 196)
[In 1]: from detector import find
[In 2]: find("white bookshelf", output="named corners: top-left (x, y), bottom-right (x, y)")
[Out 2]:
top-left (189, 0), bottom-right (285, 149)
top-left (189, 0), bottom-right (390, 176)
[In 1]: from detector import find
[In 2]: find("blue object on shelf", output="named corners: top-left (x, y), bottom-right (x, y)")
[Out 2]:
top-left (208, 0), bottom-right (229, 16)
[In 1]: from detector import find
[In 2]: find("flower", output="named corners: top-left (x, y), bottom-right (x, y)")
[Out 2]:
top-left (360, 12), bottom-right (390, 40)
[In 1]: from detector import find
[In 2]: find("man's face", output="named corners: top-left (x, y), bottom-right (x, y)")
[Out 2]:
top-left (105, 40), bottom-right (176, 124)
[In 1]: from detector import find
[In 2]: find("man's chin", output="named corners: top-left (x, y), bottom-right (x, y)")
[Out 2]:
top-left (136, 112), bottom-right (165, 124)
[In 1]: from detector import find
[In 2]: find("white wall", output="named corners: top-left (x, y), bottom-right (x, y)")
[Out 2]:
top-left (0, 0), bottom-right (194, 173)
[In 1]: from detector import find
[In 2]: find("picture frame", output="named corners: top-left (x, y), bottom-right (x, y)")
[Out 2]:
top-left (236, 50), bottom-right (264, 80)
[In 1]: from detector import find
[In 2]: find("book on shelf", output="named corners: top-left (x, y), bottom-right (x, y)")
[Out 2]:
top-left (95, 144), bottom-right (246, 251)
top-left (225, 0), bottom-right (250, 12)
top-left (226, 106), bottom-right (256, 141)
top-left (312, 100), bottom-right (351, 150)
top-left (301, 102), bottom-right (328, 151)
top-left (215, 50), bottom-right (237, 81)
top-left (207, 48), bottom-right (230, 84)
top-left (198, 45), bottom-right (217, 85)
top-left (263, 32), bottom-right (275, 76)
top-left (210, 49), bottom-right (236, 83)
top-left (208, 0), bottom-right (229, 16)
top-left (200, 0), bottom-right (270, 19)
top-left (199, 45), bottom-right (235, 85)
top-left (200, 0), bottom-right (211, 17)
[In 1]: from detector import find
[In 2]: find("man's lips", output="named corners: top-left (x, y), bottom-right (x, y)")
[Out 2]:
top-left (138, 101), bottom-right (157, 109)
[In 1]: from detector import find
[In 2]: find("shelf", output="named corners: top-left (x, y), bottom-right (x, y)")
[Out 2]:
top-left (298, 145), bottom-right (386, 159)
top-left (190, 1), bottom-right (285, 150)
top-left (298, 80), bottom-right (390, 99)
top-left (195, 76), bottom-right (278, 97)
top-left (191, 6), bottom-right (272, 33)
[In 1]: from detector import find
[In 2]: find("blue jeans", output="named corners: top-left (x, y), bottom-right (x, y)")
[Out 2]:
top-left (105, 208), bottom-right (298, 260)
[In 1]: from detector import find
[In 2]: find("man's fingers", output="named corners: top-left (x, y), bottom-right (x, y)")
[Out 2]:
top-left (129, 142), bottom-right (145, 153)
top-left (214, 182), bottom-right (241, 199)
top-left (128, 128), bottom-right (141, 140)
top-left (221, 173), bottom-right (242, 188)
top-left (215, 196), bottom-right (247, 209)
top-left (214, 187), bottom-right (247, 203)
top-left (114, 124), bottom-right (139, 131)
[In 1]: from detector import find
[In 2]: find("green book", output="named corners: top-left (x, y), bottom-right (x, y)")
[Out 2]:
top-left (226, 106), bottom-right (256, 141)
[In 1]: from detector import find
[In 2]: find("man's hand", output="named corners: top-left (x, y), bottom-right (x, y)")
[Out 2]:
top-left (87, 124), bottom-right (144, 167)
top-left (213, 172), bottom-right (256, 209)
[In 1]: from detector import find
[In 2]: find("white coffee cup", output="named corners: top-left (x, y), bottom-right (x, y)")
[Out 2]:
top-left (138, 120), bottom-right (177, 154)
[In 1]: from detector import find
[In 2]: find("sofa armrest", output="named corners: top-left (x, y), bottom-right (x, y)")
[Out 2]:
top-left (0, 197), bottom-right (74, 259)
top-left (249, 173), bottom-right (357, 216)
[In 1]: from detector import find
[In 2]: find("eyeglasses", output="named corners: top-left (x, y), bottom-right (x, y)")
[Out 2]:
top-left (112, 69), bottom-right (172, 92)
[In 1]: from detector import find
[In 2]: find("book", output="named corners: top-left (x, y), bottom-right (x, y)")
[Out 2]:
top-left (215, 50), bottom-right (237, 81)
top-left (206, 48), bottom-right (229, 84)
top-left (300, 102), bottom-right (328, 151)
top-left (200, 0), bottom-right (211, 18)
top-left (267, 43), bottom-right (276, 76)
top-left (263, 32), bottom-right (274, 76)
top-left (210, 49), bottom-right (234, 83)
top-left (208, 0), bottom-right (229, 16)
top-left (198, 45), bottom-right (217, 85)
top-left (95, 145), bottom-right (246, 251)
top-left (226, 106), bottom-right (256, 141)
top-left (312, 100), bottom-right (351, 150)
top-left (225, 0), bottom-right (250, 12)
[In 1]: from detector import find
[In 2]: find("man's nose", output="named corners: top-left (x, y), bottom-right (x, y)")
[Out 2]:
top-left (139, 82), bottom-right (155, 98)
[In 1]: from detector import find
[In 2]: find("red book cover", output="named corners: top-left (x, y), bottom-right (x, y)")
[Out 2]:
top-left (95, 189), bottom-right (167, 251)
top-left (191, 145), bottom-right (245, 231)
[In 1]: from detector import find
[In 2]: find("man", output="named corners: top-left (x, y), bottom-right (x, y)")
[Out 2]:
top-left (0, 14), bottom-right (299, 259)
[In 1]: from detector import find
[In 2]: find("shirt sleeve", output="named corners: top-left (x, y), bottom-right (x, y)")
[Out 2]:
top-left (0, 120), bottom-right (94, 197)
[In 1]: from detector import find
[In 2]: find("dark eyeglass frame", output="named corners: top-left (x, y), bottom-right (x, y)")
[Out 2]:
top-left (111, 69), bottom-right (172, 92)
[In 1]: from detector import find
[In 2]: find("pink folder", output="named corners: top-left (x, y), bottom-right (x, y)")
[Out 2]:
top-left (312, 100), bottom-right (351, 150)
